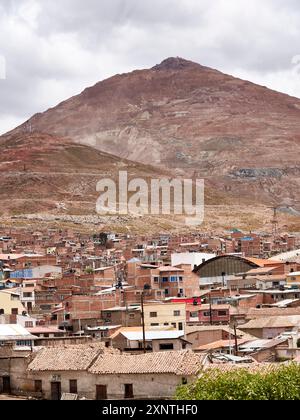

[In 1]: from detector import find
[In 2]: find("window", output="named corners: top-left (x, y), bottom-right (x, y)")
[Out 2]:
top-left (150, 312), bottom-right (157, 318)
top-left (69, 380), bottom-right (78, 394)
top-left (162, 277), bottom-right (168, 283)
top-left (40, 305), bottom-right (51, 311)
top-left (105, 312), bottom-right (112, 318)
top-left (151, 323), bottom-right (159, 327)
top-left (25, 321), bottom-right (33, 328)
top-left (0, 309), bottom-right (4, 315)
top-left (35, 380), bottom-right (43, 393)
top-left (182, 378), bottom-right (188, 385)
top-left (11, 308), bottom-right (18, 315)
top-left (165, 289), bottom-right (169, 296)
top-left (129, 314), bottom-right (135, 319)
top-left (203, 312), bottom-right (211, 317)
top-left (190, 312), bottom-right (199, 318)
top-left (16, 340), bottom-right (32, 347)
top-left (153, 277), bottom-right (159, 283)
top-left (218, 311), bottom-right (228, 317)
top-left (159, 343), bottom-right (174, 350)
top-left (170, 276), bottom-right (178, 283)
top-left (179, 277), bottom-right (183, 282)
top-left (174, 311), bottom-right (181, 317)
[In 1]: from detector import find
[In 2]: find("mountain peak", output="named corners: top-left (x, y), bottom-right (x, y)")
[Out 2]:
top-left (152, 57), bottom-right (200, 71)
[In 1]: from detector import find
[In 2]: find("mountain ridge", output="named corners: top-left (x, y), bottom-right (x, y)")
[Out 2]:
top-left (1, 57), bottom-right (300, 231)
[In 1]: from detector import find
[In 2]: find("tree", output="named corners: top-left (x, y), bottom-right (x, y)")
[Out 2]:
top-left (176, 364), bottom-right (300, 400)
top-left (99, 232), bottom-right (108, 246)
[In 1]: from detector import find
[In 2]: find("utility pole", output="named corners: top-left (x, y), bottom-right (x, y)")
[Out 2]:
top-left (233, 322), bottom-right (239, 356)
top-left (123, 290), bottom-right (129, 328)
top-left (141, 292), bottom-right (146, 354)
top-left (222, 272), bottom-right (226, 288)
top-left (209, 293), bottom-right (213, 326)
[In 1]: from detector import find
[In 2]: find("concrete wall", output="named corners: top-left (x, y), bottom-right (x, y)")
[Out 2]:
top-left (240, 327), bottom-right (292, 339)
top-left (144, 302), bottom-right (186, 331)
top-left (0, 291), bottom-right (26, 315)
top-left (152, 339), bottom-right (188, 352)
top-left (186, 330), bottom-right (224, 348)
top-left (0, 357), bottom-right (32, 395)
top-left (276, 347), bottom-right (300, 360)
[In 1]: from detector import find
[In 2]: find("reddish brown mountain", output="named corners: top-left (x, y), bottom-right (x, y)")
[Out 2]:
top-left (4, 57), bottom-right (300, 207)
top-left (1, 57), bottom-right (300, 231)
top-left (0, 131), bottom-right (171, 218)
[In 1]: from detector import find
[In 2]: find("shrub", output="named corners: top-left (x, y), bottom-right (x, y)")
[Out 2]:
top-left (176, 364), bottom-right (300, 400)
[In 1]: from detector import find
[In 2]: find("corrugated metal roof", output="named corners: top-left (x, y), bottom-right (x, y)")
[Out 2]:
top-left (0, 324), bottom-right (37, 340)
top-left (121, 330), bottom-right (185, 341)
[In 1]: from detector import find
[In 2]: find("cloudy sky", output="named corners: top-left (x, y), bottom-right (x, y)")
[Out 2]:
top-left (1, 0), bottom-right (300, 135)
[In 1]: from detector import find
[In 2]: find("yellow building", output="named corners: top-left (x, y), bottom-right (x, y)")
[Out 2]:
top-left (0, 290), bottom-right (26, 316)
top-left (143, 302), bottom-right (186, 331)
top-left (286, 272), bottom-right (300, 288)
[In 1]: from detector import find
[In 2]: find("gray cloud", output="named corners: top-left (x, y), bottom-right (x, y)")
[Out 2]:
top-left (1, 0), bottom-right (300, 134)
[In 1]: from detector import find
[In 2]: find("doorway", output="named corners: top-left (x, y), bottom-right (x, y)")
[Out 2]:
top-left (124, 384), bottom-right (134, 399)
top-left (96, 385), bottom-right (108, 400)
top-left (51, 382), bottom-right (61, 400)
top-left (2, 376), bottom-right (11, 394)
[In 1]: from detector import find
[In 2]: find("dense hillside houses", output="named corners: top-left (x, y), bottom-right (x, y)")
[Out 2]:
top-left (0, 227), bottom-right (300, 399)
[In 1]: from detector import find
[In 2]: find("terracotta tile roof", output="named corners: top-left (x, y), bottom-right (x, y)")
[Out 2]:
top-left (196, 338), bottom-right (253, 351)
top-left (158, 266), bottom-right (184, 273)
top-left (247, 307), bottom-right (300, 319)
top-left (203, 363), bottom-right (280, 375)
top-left (27, 327), bottom-right (63, 334)
top-left (254, 274), bottom-right (287, 282)
top-left (28, 343), bottom-right (117, 372)
top-left (240, 316), bottom-right (300, 329)
top-left (246, 267), bottom-right (278, 275)
top-left (89, 350), bottom-right (207, 376)
top-left (245, 258), bottom-right (282, 267)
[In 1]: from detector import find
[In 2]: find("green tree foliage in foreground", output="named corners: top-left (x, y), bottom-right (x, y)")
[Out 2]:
top-left (176, 364), bottom-right (300, 400)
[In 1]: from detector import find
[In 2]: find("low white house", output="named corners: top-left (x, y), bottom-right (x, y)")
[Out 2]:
top-left (111, 329), bottom-right (191, 352)
top-left (0, 324), bottom-right (37, 348)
